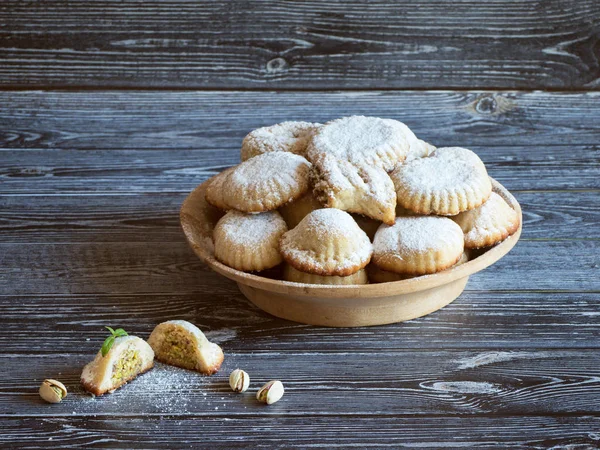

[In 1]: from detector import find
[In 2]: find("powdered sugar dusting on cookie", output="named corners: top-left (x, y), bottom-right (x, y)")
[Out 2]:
top-left (215, 210), bottom-right (287, 247)
top-left (374, 216), bottom-right (463, 255)
top-left (453, 192), bottom-right (520, 247)
top-left (280, 208), bottom-right (373, 276)
top-left (306, 116), bottom-right (414, 171)
top-left (241, 121), bottom-right (321, 161)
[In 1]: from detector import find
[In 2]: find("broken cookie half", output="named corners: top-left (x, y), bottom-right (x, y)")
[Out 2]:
top-left (81, 335), bottom-right (154, 396)
top-left (311, 154), bottom-right (396, 225)
top-left (147, 320), bottom-right (224, 375)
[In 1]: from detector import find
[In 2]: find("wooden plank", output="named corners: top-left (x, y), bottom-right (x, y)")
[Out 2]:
top-left (2, 350), bottom-right (600, 416)
top-left (1, 190), bottom-right (599, 242)
top-left (2, 91), bottom-right (600, 149)
top-left (2, 145), bottom-right (600, 194)
top-left (1, 416), bottom-right (599, 448)
top-left (1, 240), bottom-right (598, 295)
top-left (1, 1), bottom-right (599, 89)
top-left (1, 292), bottom-right (598, 353)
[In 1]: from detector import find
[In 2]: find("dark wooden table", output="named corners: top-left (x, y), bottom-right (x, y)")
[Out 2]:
top-left (1, 1), bottom-right (600, 448)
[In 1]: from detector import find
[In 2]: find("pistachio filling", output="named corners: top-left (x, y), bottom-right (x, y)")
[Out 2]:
top-left (111, 348), bottom-right (142, 384)
top-left (162, 330), bottom-right (197, 369)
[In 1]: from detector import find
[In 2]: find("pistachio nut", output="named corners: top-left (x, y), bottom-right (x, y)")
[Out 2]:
top-left (39, 379), bottom-right (67, 404)
top-left (229, 369), bottom-right (250, 393)
top-left (256, 380), bottom-right (284, 405)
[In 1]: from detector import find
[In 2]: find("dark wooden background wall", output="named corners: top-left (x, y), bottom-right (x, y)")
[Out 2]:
top-left (1, 1), bottom-right (600, 448)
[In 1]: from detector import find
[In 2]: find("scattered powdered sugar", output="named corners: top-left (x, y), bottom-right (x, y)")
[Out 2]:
top-left (241, 121), bottom-right (321, 161)
top-left (374, 216), bottom-right (464, 255)
top-left (394, 146), bottom-right (488, 192)
top-left (307, 116), bottom-right (413, 171)
top-left (215, 210), bottom-right (287, 246)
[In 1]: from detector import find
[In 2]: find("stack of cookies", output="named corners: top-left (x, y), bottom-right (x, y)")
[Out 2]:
top-left (205, 116), bottom-right (520, 285)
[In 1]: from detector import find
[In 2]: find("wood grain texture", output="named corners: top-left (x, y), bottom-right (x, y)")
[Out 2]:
top-left (1, 292), bottom-right (599, 353)
top-left (3, 91), bottom-right (600, 149)
top-left (1, 0), bottom-right (599, 89)
top-left (2, 416), bottom-right (599, 449)
top-left (2, 350), bottom-right (600, 416)
top-left (1, 240), bottom-right (599, 295)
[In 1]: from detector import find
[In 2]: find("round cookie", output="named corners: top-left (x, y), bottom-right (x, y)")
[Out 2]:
top-left (223, 152), bottom-right (311, 213)
top-left (306, 116), bottom-right (417, 172)
top-left (205, 167), bottom-right (235, 210)
top-left (391, 147), bottom-right (492, 215)
top-left (241, 121), bottom-right (321, 161)
top-left (213, 210), bottom-right (287, 272)
top-left (453, 192), bottom-right (520, 249)
top-left (367, 252), bottom-right (468, 283)
top-left (373, 216), bottom-right (464, 275)
top-left (283, 264), bottom-right (368, 285)
top-left (279, 191), bottom-right (323, 229)
top-left (279, 208), bottom-right (373, 277)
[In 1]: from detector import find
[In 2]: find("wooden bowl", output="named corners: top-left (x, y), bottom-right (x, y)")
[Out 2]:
top-left (181, 178), bottom-right (521, 327)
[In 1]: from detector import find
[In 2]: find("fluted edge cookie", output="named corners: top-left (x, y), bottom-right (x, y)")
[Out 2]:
top-left (392, 147), bottom-right (492, 215)
top-left (241, 121), bottom-right (321, 161)
top-left (280, 208), bottom-right (373, 276)
top-left (223, 152), bottom-right (311, 213)
top-left (205, 167), bottom-right (235, 210)
top-left (213, 210), bottom-right (288, 272)
top-left (373, 216), bottom-right (464, 275)
top-left (453, 192), bottom-right (520, 248)
top-left (306, 116), bottom-right (416, 172)
top-left (367, 252), bottom-right (468, 283)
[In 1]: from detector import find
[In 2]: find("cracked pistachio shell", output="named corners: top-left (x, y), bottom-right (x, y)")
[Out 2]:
top-left (39, 379), bottom-right (67, 404)
top-left (229, 369), bottom-right (250, 393)
top-left (256, 380), bottom-right (284, 405)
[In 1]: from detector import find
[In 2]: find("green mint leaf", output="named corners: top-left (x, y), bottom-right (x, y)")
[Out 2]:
top-left (105, 326), bottom-right (116, 336)
top-left (113, 328), bottom-right (128, 337)
top-left (101, 335), bottom-right (115, 357)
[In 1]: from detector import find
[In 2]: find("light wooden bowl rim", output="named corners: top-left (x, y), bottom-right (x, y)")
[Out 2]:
top-left (180, 177), bottom-right (521, 299)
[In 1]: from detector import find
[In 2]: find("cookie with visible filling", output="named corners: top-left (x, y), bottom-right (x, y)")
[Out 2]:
top-left (280, 208), bottom-right (373, 276)
top-left (311, 154), bottom-right (396, 225)
top-left (391, 147), bottom-right (492, 216)
top-left (368, 252), bottom-right (468, 283)
top-left (223, 152), bottom-right (311, 213)
top-left (213, 210), bottom-right (287, 272)
top-left (241, 121), bottom-right (321, 161)
top-left (453, 192), bottom-right (520, 249)
top-left (373, 216), bottom-right (464, 275)
top-left (147, 320), bottom-right (224, 375)
top-left (306, 116), bottom-right (418, 171)
top-left (283, 264), bottom-right (368, 285)
top-left (81, 336), bottom-right (154, 396)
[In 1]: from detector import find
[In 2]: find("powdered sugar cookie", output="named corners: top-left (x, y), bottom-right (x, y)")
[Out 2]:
top-left (367, 252), bottom-right (468, 283)
top-left (306, 116), bottom-right (418, 172)
top-left (406, 139), bottom-right (436, 161)
top-left (373, 216), bottom-right (464, 275)
top-left (279, 191), bottom-right (323, 229)
top-left (205, 167), bottom-right (234, 210)
top-left (280, 208), bottom-right (373, 276)
top-left (351, 213), bottom-right (381, 241)
top-left (453, 192), bottom-right (520, 249)
top-left (283, 264), bottom-right (368, 285)
top-left (391, 147), bottom-right (492, 215)
top-left (311, 154), bottom-right (396, 225)
top-left (241, 121), bottom-right (321, 161)
top-left (223, 152), bottom-right (311, 213)
top-left (213, 210), bottom-right (287, 272)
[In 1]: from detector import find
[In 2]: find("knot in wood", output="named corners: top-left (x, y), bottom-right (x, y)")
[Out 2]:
top-left (475, 95), bottom-right (497, 115)
top-left (266, 57), bottom-right (288, 73)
